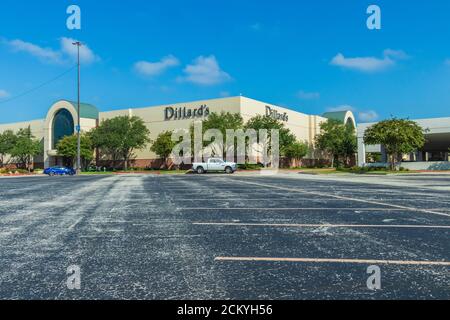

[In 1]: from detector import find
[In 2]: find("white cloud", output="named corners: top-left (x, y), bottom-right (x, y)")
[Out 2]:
top-left (297, 90), bottom-right (320, 100)
top-left (7, 39), bottom-right (62, 63)
top-left (358, 110), bottom-right (379, 122)
top-left (60, 37), bottom-right (99, 64)
top-left (134, 55), bottom-right (180, 77)
top-left (330, 49), bottom-right (408, 72)
top-left (383, 49), bottom-right (410, 60)
top-left (330, 53), bottom-right (394, 72)
top-left (4, 37), bottom-right (99, 65)
top-left (0, 89), bottom-right (10, 99)
top-left (181, 55), bottom-right (231, 86)
top-left (326, 105), bottom-right (356, 112)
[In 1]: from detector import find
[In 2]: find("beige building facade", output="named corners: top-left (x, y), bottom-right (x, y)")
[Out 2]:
top-left (0, 96), bottom-right (356, 169)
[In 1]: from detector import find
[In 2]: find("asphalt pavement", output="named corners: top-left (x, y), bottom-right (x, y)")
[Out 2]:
top-left (0, 173), bottom-right (449, 299)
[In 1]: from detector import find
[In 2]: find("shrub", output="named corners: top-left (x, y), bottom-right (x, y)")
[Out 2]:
top-left (238, 163), bottom-right (264, 170)
top-left (0, 168), bottom-right (30, 174)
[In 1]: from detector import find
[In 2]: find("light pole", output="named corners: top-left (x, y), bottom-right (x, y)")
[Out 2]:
top-left (73, 41), bottom-right (82, 175)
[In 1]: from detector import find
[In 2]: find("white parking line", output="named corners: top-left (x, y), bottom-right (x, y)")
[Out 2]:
top-left (193, 222), bottom-right (450, 229)
top-left (174, 198), bottom-right (450, 202)
top-left (182, 207), bottom-right (416, 211)
top-left (225, 179), bottom-right (450, 218)
top-left (68, 217), bottom-right (84, 231)
top-left (170, 199), bottom-right (450, 210)
top-left (161, 188), bottom-right (257, 191)
top-left (215, 256), bottom-right (450, 266)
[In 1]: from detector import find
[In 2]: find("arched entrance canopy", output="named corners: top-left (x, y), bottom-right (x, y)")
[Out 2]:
top-left (322, 110), bottom-right (357, 129)
top-left (44, 100), bottom-right (99, 168)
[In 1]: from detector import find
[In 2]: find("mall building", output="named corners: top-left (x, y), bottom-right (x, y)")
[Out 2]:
top-left (0, 96), bottom-right (356, 169)
top-left (358, 117), bottom-right (450, 170)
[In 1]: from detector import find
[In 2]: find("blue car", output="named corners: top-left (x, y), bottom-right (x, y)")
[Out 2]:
top-left (43, 167), bottom-right (76, 176)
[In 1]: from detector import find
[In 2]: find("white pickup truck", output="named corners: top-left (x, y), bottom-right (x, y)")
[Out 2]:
top-left (192, 158), bottom-right (237, 174)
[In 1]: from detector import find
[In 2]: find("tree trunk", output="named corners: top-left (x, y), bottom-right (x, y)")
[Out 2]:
top-left (396, 153), bottom-right (403, 171)
top-left (389, 154), bottom-right (396, 171)
top-left (124, 158), bottom-right (128, 171)
top-left (164, 157), bottom-right (169, 170)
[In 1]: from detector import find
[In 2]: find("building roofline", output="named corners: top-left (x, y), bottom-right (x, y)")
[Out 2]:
top-left (102, 96), bottom-right (242, 113)
top-left (0, 118), bottom-right (45, 127)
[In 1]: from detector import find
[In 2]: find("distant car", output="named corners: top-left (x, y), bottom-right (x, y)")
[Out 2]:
top-left (43, 167), bottom-right (76, 176)
top-left (192, 158), bottom-right (237, 174)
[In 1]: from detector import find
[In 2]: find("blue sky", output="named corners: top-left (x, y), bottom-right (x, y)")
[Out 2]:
top-left (0, 0), bottom-right (449, 124)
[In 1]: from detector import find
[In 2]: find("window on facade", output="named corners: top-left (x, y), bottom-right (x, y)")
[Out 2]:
top-left (346, 118), bottom-right (355, 130)
top-left (52, 109), bottom-right (74, 149)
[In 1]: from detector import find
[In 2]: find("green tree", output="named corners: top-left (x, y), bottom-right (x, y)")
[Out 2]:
top-left (56, 134), bottom-right (94, 169)
top-left (91, 116), bottom-right (151, 170)
top-left (316, 119), bottom-right (357, 168)
top-left (10, 127), bottom-right (41, 172)
top-left (0, 130), bottom-right (17, 167)
top-left (244, 115), bottom-right (296, 166)
top-left (284, 141), bottom-right (309, 167)
top-left (364, 118), bottom-right (426, 170)
top-left (190, 112), bottom-right (244, 158)
top-left (150, 131), bottom-right (176, 169)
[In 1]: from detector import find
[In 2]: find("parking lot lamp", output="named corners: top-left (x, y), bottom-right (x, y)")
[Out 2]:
top-left (72, 41), bottom-right (82, 175)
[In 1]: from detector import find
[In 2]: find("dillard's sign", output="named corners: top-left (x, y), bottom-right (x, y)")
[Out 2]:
top-left (164, 104), bottom-right (287, 122)
top-left (266, 106), bottom-right (289, 122)
top-left (165, 105), bottom-right (210, 121)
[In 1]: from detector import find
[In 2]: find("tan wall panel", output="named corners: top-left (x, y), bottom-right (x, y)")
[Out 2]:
top-left (80, 118), bottom-right (97, 133)
top-left (100, 97), bottom-right (242, 160)
top-left (0, 119), bottom-right (45, 140)
top-left (240, 97), bottom-right (327, 145)
top-left (0, 119), bottom-right (45, 164)
top-left (98, 96), bottom-right (330, 161)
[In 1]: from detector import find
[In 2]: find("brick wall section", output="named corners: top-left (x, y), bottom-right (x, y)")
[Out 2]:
top-left (3, 158), bottom-right (349, 171)
top-left (1, 162), bottom-right (44, 170)
top-left (97, 157), bottom-right (340, 170)
top-left (96, 159), bottom-right (192, 170)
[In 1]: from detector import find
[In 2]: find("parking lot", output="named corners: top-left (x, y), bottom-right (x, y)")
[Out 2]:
top-left (0, 173), bottom-right (449, 299)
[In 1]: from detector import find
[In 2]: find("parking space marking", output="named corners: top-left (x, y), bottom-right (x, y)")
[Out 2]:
top-left (173, 198), bottom-right (309, 201)
top-left (193, 222), bottom-right (450, 229)
top-left (182, 207), bottom-right (417, 211)
top-left (226, 179), bottom-right (450, 218)
top-left (160, 188), bottom-right (260, 191)
top-left (68, 217), bottom-right (84, 231)
top-left (215, 257), bottom-right (450, 266)
top-left (173, 198), bottom-right (450, 202)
